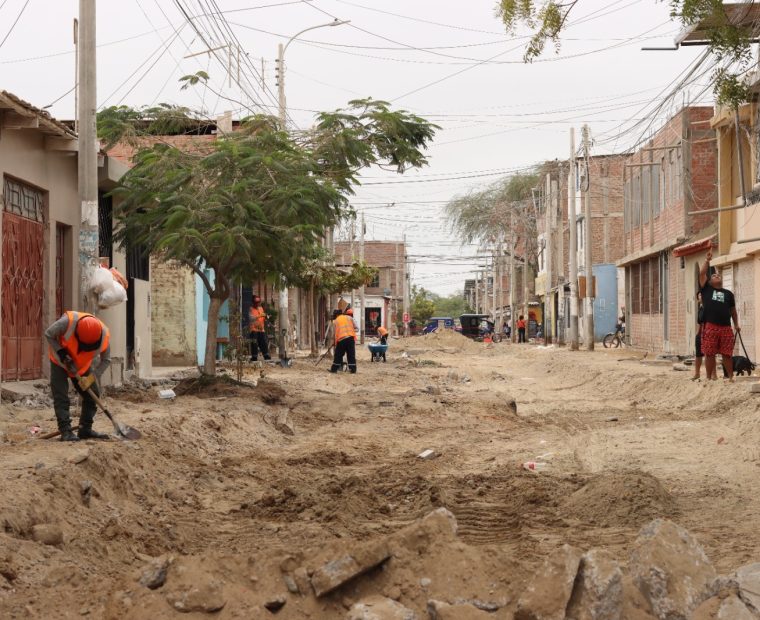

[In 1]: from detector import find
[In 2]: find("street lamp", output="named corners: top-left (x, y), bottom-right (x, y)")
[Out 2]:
top-left (275, 18), bottom-right (349, 362)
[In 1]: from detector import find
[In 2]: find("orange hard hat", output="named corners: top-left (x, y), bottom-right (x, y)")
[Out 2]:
top-left (377, 326), bottom-right (388, 337)
top-left (76, 316), bottom-right (103, 344)
top-left (346, 309), bottom-right (354, 316)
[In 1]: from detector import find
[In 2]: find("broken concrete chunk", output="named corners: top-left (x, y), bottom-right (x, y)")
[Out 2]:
top-left (264, 595), bottom-right (287, 613)
top-left (139, 557), bottom-right (170, 590)
top-left (629, 519), bottom-right (716, 620)
top-left (346, 595), bottom-right (417, 620)
top-left (163, 559), bottom-right (226, 613)
top-left (292, 567), bottom-right (311, 595)
top-left (274, 410), bottom-right (295, 436)
top-left (283, 574), bottom-right (299, 594)
top-left (736, 562), bottom-right (760, 613)
top-left (750, 383), bottom-right (760, 394)
top-left (427, 600), bottom-right (491, 619)
top-left (515, 544), bottom-right (583, 620)
top-left (693, 593), bottom-right (755, 620)
top-left (68, 449), bottom-right (89, 464)
top-left (31, 523), bottom-right (63, 547)
top-left (418, 449), bottom-right (436, 460)
top-left (566, 548), bottom-right (623, 620)
top-left (311, 541), bottom-right (391, 597)
top-left (421, 508), bottom-right (458, 536)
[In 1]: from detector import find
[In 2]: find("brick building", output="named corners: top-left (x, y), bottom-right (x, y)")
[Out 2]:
top-left (617, 106), bottom-right (718, 355)
top-left (709, 79), bottom-right (760, 361)
top-left (333, 240), bottom-right (405, 336)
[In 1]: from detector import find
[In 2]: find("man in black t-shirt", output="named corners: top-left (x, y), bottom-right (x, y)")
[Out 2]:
top-left (699, 250), bottom-right (740, 380)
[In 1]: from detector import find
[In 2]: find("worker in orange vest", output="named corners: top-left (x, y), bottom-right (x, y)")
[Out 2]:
top-left (330, 308), bottom-right (357, 373)
top-left (45, 311), bottom-right (112, 442)
top-left (249, 295), bottom-right (271, 362)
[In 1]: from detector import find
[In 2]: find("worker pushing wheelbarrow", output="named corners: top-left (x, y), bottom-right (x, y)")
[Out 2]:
top-left (368, 326), bottom-right (389, 362)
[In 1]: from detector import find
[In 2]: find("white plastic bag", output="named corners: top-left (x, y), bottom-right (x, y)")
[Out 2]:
top-left (89, 267), bottom-right (114, 295)
top-left (97, 282), bottom-right (127, 309)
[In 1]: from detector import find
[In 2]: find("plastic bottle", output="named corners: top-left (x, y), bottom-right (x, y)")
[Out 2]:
top-left (522, 461), bottom-right (548, 472)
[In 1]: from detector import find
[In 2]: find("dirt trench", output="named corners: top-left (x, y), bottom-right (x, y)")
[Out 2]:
top-left (1, 334), bottom-right (759, 618)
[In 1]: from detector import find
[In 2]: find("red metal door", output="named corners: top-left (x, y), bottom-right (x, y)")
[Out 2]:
top-left (2, 212), bottom-right (44, 380)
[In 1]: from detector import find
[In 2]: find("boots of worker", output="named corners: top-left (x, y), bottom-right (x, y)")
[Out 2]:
top-left (60, 428), bottom-right (80, 442)
top-left (78, 410), bottom-right (110, 440)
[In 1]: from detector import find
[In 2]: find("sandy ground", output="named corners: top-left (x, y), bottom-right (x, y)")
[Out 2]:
top-left (1, 331), bottom-right (759, 618)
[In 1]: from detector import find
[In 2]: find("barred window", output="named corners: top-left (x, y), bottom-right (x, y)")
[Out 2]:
top-left (3, 176), bottom-right (44, 222)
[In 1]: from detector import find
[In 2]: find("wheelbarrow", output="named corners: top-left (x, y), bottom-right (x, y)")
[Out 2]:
top-left (368, 343), bottom-right (389, 363)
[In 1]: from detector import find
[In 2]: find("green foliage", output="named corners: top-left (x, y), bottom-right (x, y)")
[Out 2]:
top-left (97, 103), bottom-right (206, 150)
top-left (410, 286), bottom-right (437, 325)
top-left (432, 292), bottom-right (473, 317)
top-left (496, 0), bottom-right (756, 108)
top-left (179, 70), bottom-right (210, 90)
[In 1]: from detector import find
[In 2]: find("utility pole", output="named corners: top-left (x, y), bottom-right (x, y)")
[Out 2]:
top-left (359, 213), bottom-right (365, 344)
top-left (568, 128), bottom-right (579, 350)
top-left (275, 43), bottom-right (291, 361)
top-left (582, 124), bottom-right (594, 351)
top-left (491, 251), bottom-right (497, 321)
top-left (350, 215), bottom-right (356, 311)
top-left (78, 0), bottom-right (98, 312)
top-left (509, 212), bottom-right (516, 342)
top-left (395, 242), bottom-right (400, 336)
top-left (403, 234), bottom-right (409, 337)
top-left (545, 174), bottom-right (554, 344)
top-left (475, 271), bottom-right (480, 314)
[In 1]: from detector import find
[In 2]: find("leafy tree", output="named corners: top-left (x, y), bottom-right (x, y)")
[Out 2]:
top-left (432, 292), bottom-right (473, 317)
top-left (497, 0), bottom-right (755, 108)
top-left (446, 171), bottom-right (540, 320)
top-left (104, 98), bottom-right (437, 375)
top-left (410, 286), bottom-right (437, 325)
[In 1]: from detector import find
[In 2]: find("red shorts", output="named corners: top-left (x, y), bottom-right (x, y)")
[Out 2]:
top-left (701, 323), bottom-right (735, 357)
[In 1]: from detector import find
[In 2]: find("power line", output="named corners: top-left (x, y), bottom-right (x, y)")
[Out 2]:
top-left (0, 0), bottom-right (31, 50)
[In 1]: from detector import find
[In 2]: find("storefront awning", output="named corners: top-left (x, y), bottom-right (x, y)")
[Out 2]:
top-left (672, 235), bottom-right (715, 258)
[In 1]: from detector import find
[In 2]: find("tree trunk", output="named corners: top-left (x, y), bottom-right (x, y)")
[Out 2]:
top-left (310, 282), bottom-right (318, 357)
top-left (203, 296), bottom-right (223, 376)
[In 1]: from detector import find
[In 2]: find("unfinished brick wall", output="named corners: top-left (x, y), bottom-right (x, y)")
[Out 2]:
top-left (334, 241), bottom-right (405, 298)
top-left (150, 258), bottom-right (198, 366)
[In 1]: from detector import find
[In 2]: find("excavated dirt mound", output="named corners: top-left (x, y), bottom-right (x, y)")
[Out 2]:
top-left (561, 470), bottom-right (677, 528)
top-left (173, 375), bottom-right (256, 399)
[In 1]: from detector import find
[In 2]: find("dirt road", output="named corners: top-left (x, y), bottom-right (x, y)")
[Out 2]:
top-left (1, 331), bottom-right (759, 618)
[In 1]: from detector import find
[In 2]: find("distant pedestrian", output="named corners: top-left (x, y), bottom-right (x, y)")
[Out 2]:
top-left (249, 295), bottom-right (271, 362)
top-left (691, 291), bottom-right (707, 381)
top-left (699, 250), bottom-right (740, 381)
top-left (502, 321), bottom-right (511, 338)
top-left (517, 315), bottom-right (527, 343)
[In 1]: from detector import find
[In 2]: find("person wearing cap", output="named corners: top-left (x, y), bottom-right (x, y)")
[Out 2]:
top-left (45, 311), bottom-right (112, 442)
top-left (330, 308), bottom-right (358, 373)
top-left (372, 326), bottom-right (389, 362)
top-left (249, 295), bottom-right (271, 362)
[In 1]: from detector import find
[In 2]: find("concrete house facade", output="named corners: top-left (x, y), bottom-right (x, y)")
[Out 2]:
top-left (618, 106), bottom-right (718, 355)
top-left (0, 90), bottom-right (150, 384)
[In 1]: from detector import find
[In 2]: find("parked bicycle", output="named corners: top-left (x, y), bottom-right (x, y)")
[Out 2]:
top-left (602, 322), bottom-right (625, 348)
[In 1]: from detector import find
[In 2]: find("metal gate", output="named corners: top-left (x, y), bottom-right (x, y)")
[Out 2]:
top-left (2, 179), bottom-right (45, 381)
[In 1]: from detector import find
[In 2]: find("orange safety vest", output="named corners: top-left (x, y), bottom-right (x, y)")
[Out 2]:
top-left (250, 306), bottom-right (266, 333)
top-left (48, 311), bottom-right (110, 377)
top-left (334, 314), bottom-right (356, 344)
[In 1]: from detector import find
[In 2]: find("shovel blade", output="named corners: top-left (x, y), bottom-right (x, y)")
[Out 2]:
top-left (116, 424), bottom-right (141, 441)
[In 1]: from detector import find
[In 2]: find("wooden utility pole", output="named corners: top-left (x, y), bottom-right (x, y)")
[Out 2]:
top-left (509, 211), bottom-right (516, 342)
top-left (403, 234), bottom-right (409, 337)
top-left (582, 124), bottom-right (594, 350)
top-left (568, 128), bottom-right (579, 350)
top-left (78, 0), bottom-right (98, 312)
top-left (359, 213), bottom-right (365, 344)
top-left (350, 215), bottom-right (356, 311)
top-left (491, 251), bottom-right (497, 321)
top-left (545, 174), bottom-right (554, 344)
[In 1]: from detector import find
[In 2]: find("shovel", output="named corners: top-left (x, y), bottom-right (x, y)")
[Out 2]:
top-left (43, 367), bottom-right (141, 441)
top-left (314, 345), bottom-right (334, 366)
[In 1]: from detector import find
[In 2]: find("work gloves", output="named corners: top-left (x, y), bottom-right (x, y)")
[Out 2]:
top-left (78, 374), bottom-right (96, 392)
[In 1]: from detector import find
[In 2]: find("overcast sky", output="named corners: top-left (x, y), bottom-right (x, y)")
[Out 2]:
top-left (1, 0), bottom-right (707, 295)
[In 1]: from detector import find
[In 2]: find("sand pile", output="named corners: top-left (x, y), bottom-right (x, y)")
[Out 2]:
top-left (562, 470), bottom-right (677, 528)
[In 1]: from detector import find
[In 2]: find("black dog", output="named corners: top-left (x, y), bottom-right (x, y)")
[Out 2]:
top-left (723, 356), bottom-right (756, 377)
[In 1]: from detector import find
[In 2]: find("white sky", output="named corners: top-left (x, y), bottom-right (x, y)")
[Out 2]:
top-left (1, 0), bottom-right (709, 295)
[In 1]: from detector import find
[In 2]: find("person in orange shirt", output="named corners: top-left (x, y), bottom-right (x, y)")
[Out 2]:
top-left (249, 295), bottom-right (271, 362)
top-left (517, 315), bottom-right (527, 343)
top-left (330, 308), bottom-right (357, 373)
top-left (45, 311), bottom-right (112, 442)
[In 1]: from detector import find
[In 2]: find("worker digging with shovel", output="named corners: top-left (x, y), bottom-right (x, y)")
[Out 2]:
top-left (45, 311), bottom-right (112, 442)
